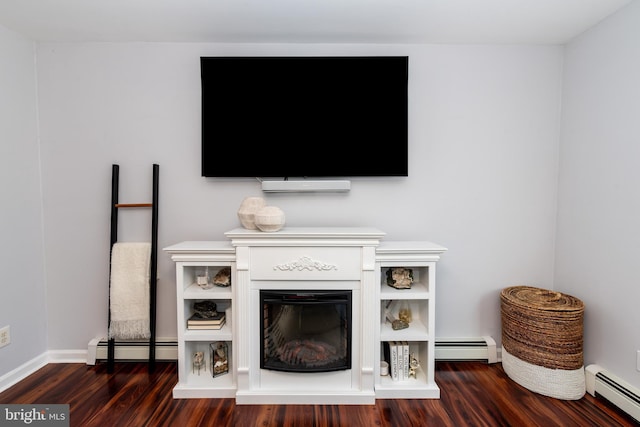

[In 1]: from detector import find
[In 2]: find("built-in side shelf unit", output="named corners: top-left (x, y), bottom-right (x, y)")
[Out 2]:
top-left (375, 241), bottom-right (446, 399)
top-left (165, 241), bottom-right (236, 399)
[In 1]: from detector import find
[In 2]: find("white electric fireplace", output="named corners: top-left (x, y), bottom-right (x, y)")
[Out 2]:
top-left (227, 227), bottom-right (383, 404)
top-left (164, 227), bottom-right (446, 404)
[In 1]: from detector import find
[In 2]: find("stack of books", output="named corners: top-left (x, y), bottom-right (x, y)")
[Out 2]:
top-left (383, 341), bottom-right (410, 381)
top-left (187, 311), bottom-right (226, 330)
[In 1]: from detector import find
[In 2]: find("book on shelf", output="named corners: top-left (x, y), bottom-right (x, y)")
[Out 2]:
top-left (187, 319), bottom-right (226, 330)
top-left (402, 341), bottom-right (410, 380)
top-left (397, 341), bottom-right (405, 381)
top-left (384, 341), bottom-right (410, 381)
top-left (390, 341), bottom-right (399, 381)
top-left (383, 341), bottom-right (391, 377)
top-left (187, 312), bottom-right (225, 326)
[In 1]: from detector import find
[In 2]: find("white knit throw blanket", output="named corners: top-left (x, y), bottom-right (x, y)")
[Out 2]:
top-left (108, 242), bottom-right (151, 339)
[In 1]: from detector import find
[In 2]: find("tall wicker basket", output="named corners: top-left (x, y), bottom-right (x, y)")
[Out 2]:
top-left (500, 286), bottom-right (585, 400)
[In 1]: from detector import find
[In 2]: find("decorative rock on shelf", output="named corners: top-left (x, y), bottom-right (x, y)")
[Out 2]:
top-left (385, 311), bottom-right (409, 330)
top-left (386, 267), bottom-right (414, 289)
top-left (213, 267), bottom-right (231, 287)
top-left (254, 206), bottom-right (285, 232)
top-left (237, 197), bottom-right (266, 230)
top-left (193, 300), bottom-right (217, 318)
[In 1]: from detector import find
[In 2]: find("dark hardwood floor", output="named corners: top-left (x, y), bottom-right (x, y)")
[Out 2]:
top-left (0, 361), bottom-right (637, 426)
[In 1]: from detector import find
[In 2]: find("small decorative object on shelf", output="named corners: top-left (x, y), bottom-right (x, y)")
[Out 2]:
top-left (213, 266), bottom-right (231, 287)
top-left (193, 300), bottom-right (217, 318)
top-left (409, 353), bottom-right (420, 379)
top-left (210, 342), bottom-right (229, 377)
top-left (193, 351), bottom-right (205, 375)
top-left (237, 196), bottom-right (266, 230)
top-left (386, 267), bottom-right (414, 289)
top-left (196, 267), bottom-right (213, 289)
top-left (385, 301), bottom-right (409, 330)
top-left (398, 300), bottom-right (412, 323)
top-left (380, 360), bottom-right (389, 376)
top-left (254, 206), bottom-right (285, 232)
top-left (388, 315), bottom-right (409, 330)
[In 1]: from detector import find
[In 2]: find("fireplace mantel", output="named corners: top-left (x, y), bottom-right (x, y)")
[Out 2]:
top-left (164, 227), bottom-right (447, 404)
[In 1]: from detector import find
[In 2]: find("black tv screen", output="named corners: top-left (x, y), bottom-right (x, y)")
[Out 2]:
top-left (201, 56), bottom-right (408, 178)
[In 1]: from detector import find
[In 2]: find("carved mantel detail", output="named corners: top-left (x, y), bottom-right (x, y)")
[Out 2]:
top-left (274, 256), bottom-right (338, 272)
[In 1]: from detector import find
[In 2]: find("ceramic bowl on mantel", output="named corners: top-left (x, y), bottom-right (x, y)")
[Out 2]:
top-left (254, 206), bottom-right (285, 232)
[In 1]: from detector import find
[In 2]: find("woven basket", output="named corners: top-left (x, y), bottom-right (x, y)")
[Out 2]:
top-left (501, 286), bottom-right (584, 370)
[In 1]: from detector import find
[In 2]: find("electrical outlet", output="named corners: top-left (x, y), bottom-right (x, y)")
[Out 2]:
top-left (0, 325), bottom-right (9, 348)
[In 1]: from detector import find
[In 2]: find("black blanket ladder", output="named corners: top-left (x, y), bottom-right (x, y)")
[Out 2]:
top-left (107, 164), bottom-right (159, 373)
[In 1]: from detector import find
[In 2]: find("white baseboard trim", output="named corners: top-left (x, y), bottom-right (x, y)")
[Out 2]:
top-left (0, 353), bottom-right (48, 394)
top-left (0, 348), bottom-right (91, 394)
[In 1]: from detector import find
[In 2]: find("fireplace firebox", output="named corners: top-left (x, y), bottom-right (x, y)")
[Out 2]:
top-left (260, 290), bottom-right (352, 373)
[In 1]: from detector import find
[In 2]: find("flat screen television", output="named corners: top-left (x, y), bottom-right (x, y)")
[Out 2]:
top-left (200, 56), bottom-right (408, 178)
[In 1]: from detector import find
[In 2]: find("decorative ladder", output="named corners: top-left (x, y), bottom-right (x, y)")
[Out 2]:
top-left (107, 164), bottom-right (159, 373)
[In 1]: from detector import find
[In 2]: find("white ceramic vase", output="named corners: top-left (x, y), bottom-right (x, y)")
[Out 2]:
top-left (254, 206), bottom-right (285, 232)
top-left (237, 197), bottom-right (266, 230)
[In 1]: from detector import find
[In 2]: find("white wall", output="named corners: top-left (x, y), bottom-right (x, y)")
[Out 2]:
top-left (35, 42), bottom-right (563, 351)
top-left (0, 25), bottom-right (47, 377)
top-left (556, 1), bottom-right (640, 389)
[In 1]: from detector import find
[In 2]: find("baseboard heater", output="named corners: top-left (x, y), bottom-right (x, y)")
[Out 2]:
top-left (586, 364), bottom-right (640, 423)
top-left (435, 336), bottom-right (499, 363)
top-left (87, 337), bottom-right (178, 365)
top-left (87, 336), bottom-right (499, 365)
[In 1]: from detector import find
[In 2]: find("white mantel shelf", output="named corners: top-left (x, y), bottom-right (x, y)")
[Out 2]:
top-left (164, 227), bottom-right (447, 404)
top-left (376, 241), bottom-right (447, 262)
top-left (225, 227), bottom-right (387, 246)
